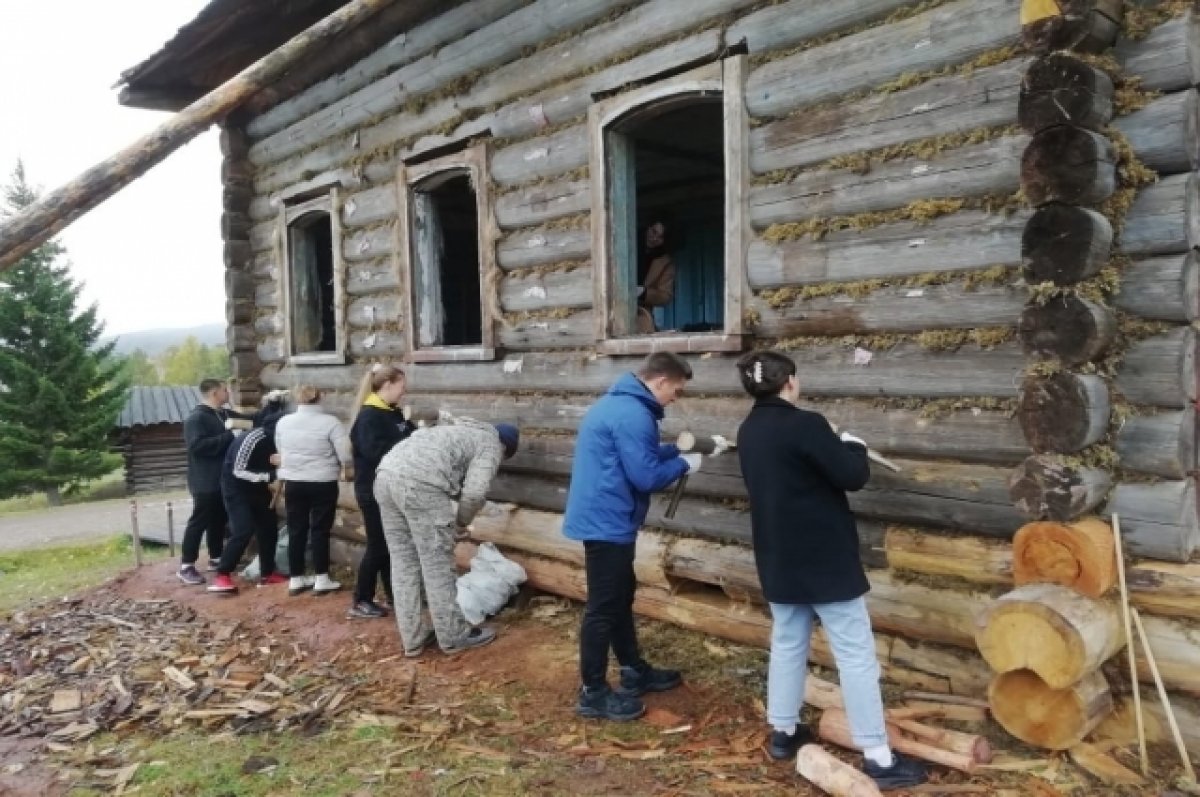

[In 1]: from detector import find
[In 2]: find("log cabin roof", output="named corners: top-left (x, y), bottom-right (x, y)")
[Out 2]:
top-left (117, 386), bottom-right (203, 429)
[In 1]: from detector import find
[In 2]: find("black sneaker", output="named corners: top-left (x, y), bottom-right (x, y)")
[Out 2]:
top-left (443, 626), bottom-right (496, 654)
top-left (177, 565), bottom-right (205, 586)
top-left (863, 753), bottom-right (927, 790)
top-left (767, 726), bottom-right (815, 761)
top-left (576, 685), bottom-right (645, 722)
top-left (347, 600), bottom-right (387, 620)
top-left (617, 662), bottom-right (682, 696)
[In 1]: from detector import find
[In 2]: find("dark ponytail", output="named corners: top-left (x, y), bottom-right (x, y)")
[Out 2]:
top-left (736, 350), bottom-right (796, 399)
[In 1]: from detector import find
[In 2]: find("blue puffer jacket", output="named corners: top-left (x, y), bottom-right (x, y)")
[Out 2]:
top-left (563, 373), bottom-right (689, 544)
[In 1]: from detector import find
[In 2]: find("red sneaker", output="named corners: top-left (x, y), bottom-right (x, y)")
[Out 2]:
top-left (207, 574), bottom-right (238, 594)
top-left (259, 572), bottom-right (288, 586)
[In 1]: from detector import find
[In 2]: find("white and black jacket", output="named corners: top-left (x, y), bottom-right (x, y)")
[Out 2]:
top-left (220, 428), bottom-right (278, 491)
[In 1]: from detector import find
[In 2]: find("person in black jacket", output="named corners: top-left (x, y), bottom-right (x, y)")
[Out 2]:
top-left (735, 350), bottom-right (926, 790)
top-left (178, 379), bottom-right (237, 586)
top-left (347, 364), bottom-right (416, 619)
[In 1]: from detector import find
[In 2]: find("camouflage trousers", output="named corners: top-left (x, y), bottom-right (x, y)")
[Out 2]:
top-left (374, 469), bottom-right (471, 653)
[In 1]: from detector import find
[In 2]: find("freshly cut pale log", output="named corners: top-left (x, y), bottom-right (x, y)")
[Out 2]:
top-left (1114, 253), bottom-right (1200, 322)
top-left (884, 526), bottom-right (1013, 585)
top-left (1017, 373), bottom-right (1110, 453)
top-left (347, 259), bottom-right (400, 296)
top-left (1116, 410), bottom-right (1196, 479)
top-left (497, 227), bottom-right (590, 271)
top-left (1069, 742), bottom-right (1146, 787)
top-left (1105, 480), bottom-right (1200, 562)
top-left (665, 536), bottom-right (763, 604)
top-left (748, 136), bottom-right (1027, 228)
top-left (744, 0), bottom-right (1020, 118)
top-left (1114, 327), bottom-right (1197, 409)
top-left (499, 312), bottom-right (594, 350)
top-left (749, 60), bottom-right (1027, 174)
top-left (495, 178), bottom-right (590, 230)
top-left (1124, 562), bottom-right (1200, 621)
top-left (500, 266), bottom-right (592, 313)
top-left (727, 0), bottom-right (911, 54)
top-left (748, 283), bottom-right (1026, 338)
top-left (1097, 692), bottom-right (1200, 760)
top-left (1018, 295), bottom-right (1116, 365)
top-left (747, 210), bottom-right (1029, 290)
top-left (1018, 53), bottom-right (1114, 133)
top-left (1020, 126), bottom-right (1116, 206)
top-left (1020, 0), bottom-right (1122, 54)
top-left (1113, 11), bottom-right (1200, 92)
top-left (1113, 89), bottom-right (1200, 175)
top-left (1119, 173), bottom-right (1200, 258)
top-left (1011, 517), bottom-right (1116, 598)
top-left (988, 669), bottom-right (1112, 750)
top-left (1009, 455), bottom-right (1112, 521)
top-left (865, 571), bottom-right (985, 648)
top-left (1021, 204), bottom-right (1112, 285)
top-left (795, 745), bottom-right (883, 797)
top-left (886, 716), bottom-right (992, 763)
top-left (491, 126), bottom-right (588, 187)
top-left (974, 582), bottom-right (1123, 688)
top-left (818, 708), bottom-right (977, 773)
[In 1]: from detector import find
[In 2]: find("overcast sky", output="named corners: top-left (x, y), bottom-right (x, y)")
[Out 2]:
top-left (0, 1), bottom-right (225, 337)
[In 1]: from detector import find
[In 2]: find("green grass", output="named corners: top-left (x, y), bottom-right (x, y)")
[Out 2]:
top-left (0, 535), bottom-right (169, 615)
top-left (0, 469), bottom-right (129, 516)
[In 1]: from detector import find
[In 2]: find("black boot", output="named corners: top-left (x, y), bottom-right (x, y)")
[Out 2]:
top-left (576, 685), bottom-right (645, 722)
top-left (767, 726), bottom-right (815, 760)
top-left (863, 752), bottom-right (927, 790)
top-left (617, 662), bottom-right (682, 696)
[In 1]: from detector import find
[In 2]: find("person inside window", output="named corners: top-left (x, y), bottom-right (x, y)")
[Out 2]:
top-left (636, 221), bottom-right (675, 334)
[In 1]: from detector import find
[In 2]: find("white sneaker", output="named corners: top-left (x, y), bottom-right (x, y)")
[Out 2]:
top-left (288, 576), bottom-right (313, 596)
top-left (313, 574), bottom-right (342, 594)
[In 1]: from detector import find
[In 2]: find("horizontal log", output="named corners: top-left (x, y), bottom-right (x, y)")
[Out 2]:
top-left (1020, 125), bottom-right (1116, 207)
top-left (1018, 295), bottom-right (1116, 365)
top-left (1009, 455), bottom-right (1112, 521)
top-left (1115, 327), bottom-right (1197, 409)
top-left (1119, 172), bottom-right (1200, 258)
top-left (256, 338), bottom-right (286, 365)
top-left (346, 260), bottom-right (400, 296)
top-left (341, 183), bottom-right (396, 230)
top-left (747, 209), bottom-right (1029, 290)
top-left (254, 313), bottom-right (282, 337)
top-left (1106, 480), bottom-right (1200, 562)
top-left (749, 60), bottom-right (1027, 175)
top-left (254, 283), bottom-right (279, 309)
top-left (1018, 373), bottom-right (1111, 453)
top-left (497, 226), bottom-right (590, 270)
top-left (499, 266), bottom-right (592, 313)
top-left (748, 136), bottom-right (1027, 228)
top-left (349, 329), bottom-right (407, 358)
top-left (744, 0), bottom-right (1020, 118)
top-left (1112, 89), bottom-right (1200, 175)
top-left (495, 178), bottom-right (590, 230)
top-left (1112, 11), bottom-right (1200, 93)
top-left (726, 0), bottom-right (912, 55)
top-left (1021, 204), bottom-right (1112, 285)
top-left (1021, 0), bottom-right (1122, 54)
top-left (343, 224), bottom-right (394, 263)
top-left (1114, 253), bottom-right (1200, 322)
top-left (347, 295), bottom-right (402, 328)
top-left (989, 669), bottom-right (1112, 750)
top-left (748, 283), bottom-right (1027, 338)
top-left (499, 312), bottom-right (594, 350)
top-left (1116, 410), bottom-right (1197, 479)
top-left (1018, 53), bottom-right (1114, 134)
top-left (491, 125), bottom-right (589, 187)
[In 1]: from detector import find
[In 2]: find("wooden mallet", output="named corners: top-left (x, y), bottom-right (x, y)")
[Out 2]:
top-left (665, 432), bottom-right (728, 519)
top-left (827, 421), bottom-right (902, 473)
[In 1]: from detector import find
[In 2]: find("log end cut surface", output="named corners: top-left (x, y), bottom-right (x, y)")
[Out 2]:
top-left (1021, 126), bottom-right (1116, 207)
top-left (1018, 373), bottom-right (1110, 453)
top-left (989, 668), bottom-right (1113, 750)
top-left (1022, 204), bottom-right (1112, 285)
top-left (1013, 518), bottom-right (1117, 598)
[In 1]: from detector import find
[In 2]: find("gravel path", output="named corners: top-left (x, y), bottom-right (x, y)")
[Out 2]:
top-left (0, 492), bottom-right (191, 552)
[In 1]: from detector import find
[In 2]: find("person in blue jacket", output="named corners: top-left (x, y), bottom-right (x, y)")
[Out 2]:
top-left (563, 352), bottom-right (702, 721)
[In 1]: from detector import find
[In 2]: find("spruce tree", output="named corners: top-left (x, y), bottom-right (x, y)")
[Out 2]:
top-left (0, 163), bottom-right (128, 504)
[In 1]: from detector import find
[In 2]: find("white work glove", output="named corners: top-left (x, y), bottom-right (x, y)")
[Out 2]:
top-left (636, 286), bottom-right (645, 297)
top-left (681, 452), bottom-right (702, 474)
top-left (438, 409), bottom-right (459, 425)
top-left (709, 434), bottom-right (731, 457)
top-left (263, 389), bottom-right (289, 406)
top-left (840, 431), bottom-right (867, 448)
top-left (224, 418), bottom-right (237, 430)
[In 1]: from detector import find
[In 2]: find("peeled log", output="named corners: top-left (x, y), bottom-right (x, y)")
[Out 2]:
top-left (1018, 53), bottom-right (1114, 133)
top-left (1021, 204), bottom-right (1112, 285)
top-left (1009, 455), bottom-right (1112, 521)
top-left (1018, 295), bottom-right (1116, 365)
top-left (818, 708), bottom-right (977, 773)
top-left (1017, 373), bottom-right (1110, 453)
top-left (989, 668), bottom-right (1113, 750)
top-left (1012, 517), bottom-right (1116, 598)
top-left (795, 745), bottom-right (883, 797)
top-left (1021, 0), bottom-right (1122, 54)
top-left (1020, 126), bottom-right (1116, 206)
top-left (974, 582), bottom-right (1123, 688)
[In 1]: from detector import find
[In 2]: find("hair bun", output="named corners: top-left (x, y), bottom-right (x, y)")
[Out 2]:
top-left (371, 363), bottom-right (383, 373)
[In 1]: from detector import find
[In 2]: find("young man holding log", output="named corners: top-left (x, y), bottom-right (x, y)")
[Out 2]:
top-left (735, 350), bottom-right (926, 790)
top-left (563, 352), bottom-right (704, 722)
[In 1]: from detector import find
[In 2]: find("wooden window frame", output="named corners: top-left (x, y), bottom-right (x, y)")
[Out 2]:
top-left (279, 189), bottom-right (348, 366)
top-left (588, 57), bottom-right (750, 357)
top-left (395, 142), bottom-right (497, 363)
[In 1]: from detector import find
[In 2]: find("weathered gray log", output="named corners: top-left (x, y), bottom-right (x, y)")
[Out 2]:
top-left (749, 136), bottom-right (1027, 228)
top-left (343, 224), bottom-right (395, 263)
top-left (749, 60), bottom-right (1027, 174)
top-left (1116, 410), bottom-right (1197, 479)
top-left (0, 0), bottom-right (398, 271)
top-left (496, 178), bottom-right (591, 230)
top-left (1018, 53), bottom-right (1114, 133)
top-left (500, 312), bottom-right (595, 350)
top-left (347, 295), bottom-right (402, 328)
top-left (340, 183), bottom-right (396, 230)
top-left (347, 259), bottom-right (401, 296)
top-left (1113, 89), bottom-right (1200, 175)
top-left (1021, 204), bottom-right (1112, 285)
top-left (254, 313), bottom-right (283, 337)
top-left (748, 283), bottom-right (1026, 337)
top-left (1114, 253), bottom-right (1200, 322)
top-left (744, 0), bottom-right (1020, 118)
top-left (500, 266), bottom-right (593, 313)
top-left (249, 221), bottom-right (275, 254)
top-left (1115, 327), bottom-right (1198, 409)
top-left (1009, 455), bottom-right (1112, 521)
top-left (1119, 173), bottom-right (1200, 257)
top-left (1018, 296), bottom-right (1117, 365)
top-left (1018, 373), bottom-right (1111, 453)
top-left (1112, 10), bottom-right (1200, 93)
top-left (726, 0), bottom-right (914, 53)
top-left (246, 0), bottom-right (527, 139)
top-left (226, 324), bottom-right (256, 353)
top-left (1105, 480), bottom-right (1200, 562)
top-left (1021, 0), bottom-right (1122, 54)
top-left (747, 210), bottom-right (1029, 290)
top-left (255, 283), bottom-right (279, 309)
top-left (491, 125), bottom-right (589, 187)
top-left (1020, 126), bottom-right (1116, 206)
top-left (350, 329), bottom-right (408, 358)
top-left (257, 337), bottom-right (287, 364)
top-left (226, 299), bottom-right (254, 327)
top-left (497, 226), bottom-right (591, 270)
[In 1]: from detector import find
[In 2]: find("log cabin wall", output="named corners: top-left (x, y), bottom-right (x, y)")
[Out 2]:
top-left (223, 0), bottom-right (1200, 755)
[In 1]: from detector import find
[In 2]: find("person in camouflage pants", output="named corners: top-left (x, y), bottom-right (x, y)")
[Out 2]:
top-left (373, 417), bottom-right (520, 655)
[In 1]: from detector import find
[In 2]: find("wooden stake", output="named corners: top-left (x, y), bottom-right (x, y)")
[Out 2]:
top-left (1131, 607), bottom-right (1197, 784)
top-left (1112, 514), bottom-right (1149, 776)
top-left (0, 0), bottom-right (397, 270)
top-left (166, 501), bottom-right (176, 557)
top-left (128, 500), bottom-right (143, 568)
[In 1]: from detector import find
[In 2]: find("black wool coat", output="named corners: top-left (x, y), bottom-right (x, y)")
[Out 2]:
top-left (736, 397), bottom-right (871, 605)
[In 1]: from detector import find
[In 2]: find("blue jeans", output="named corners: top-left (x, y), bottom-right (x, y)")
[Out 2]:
top-left (767, 597), bottom-right (887, 748)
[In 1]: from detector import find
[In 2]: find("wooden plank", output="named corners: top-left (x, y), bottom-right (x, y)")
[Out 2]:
top-left (1115, 327), bottom-right (1198, 409)
top-left (749, 136), bottom-right (1027, 228)
top-left (1106, 480), bottom-right (1200, 562)
top-left (1114, 253), bottom-right (1200, 322)
top-left (1119, 173), bottom-right (1200, 257)
top-left (499, 266), bottom-right (593, 312)
top-left (750, 60), bottom-right (1027, 174)
top-left (500, 312), bottom-right (595, 350)
top-left (491, 125), bottom-right (589, 187)
top-left (497, 226), bottom-right (591, 270)
top-left (495, 178), bottom-right (591, 230)
top-left (1116, 410), bottom-right (1196, 479)
top-left (746, 209), bottom-right (1029, 290)
top-left (1112, 89), bottom-right (1200, 175)
top-left (1113, 12), bottom-right (1200, 93)
top-left (726, 0), bottom-right (913, 54)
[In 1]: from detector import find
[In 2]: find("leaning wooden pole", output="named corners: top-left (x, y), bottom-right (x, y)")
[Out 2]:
top-left (0, 0), bottom-right (396, 270)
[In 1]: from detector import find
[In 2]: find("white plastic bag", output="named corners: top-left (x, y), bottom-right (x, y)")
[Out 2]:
top-left (455, 543), bottom-right (527, 623)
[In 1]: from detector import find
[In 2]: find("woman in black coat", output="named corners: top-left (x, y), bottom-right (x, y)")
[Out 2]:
top-left (735, 350), bottom-right (925, 790)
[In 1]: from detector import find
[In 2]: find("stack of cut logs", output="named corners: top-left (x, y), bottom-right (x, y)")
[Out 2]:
top-left (978, 0), bottom-right (1127, 753)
